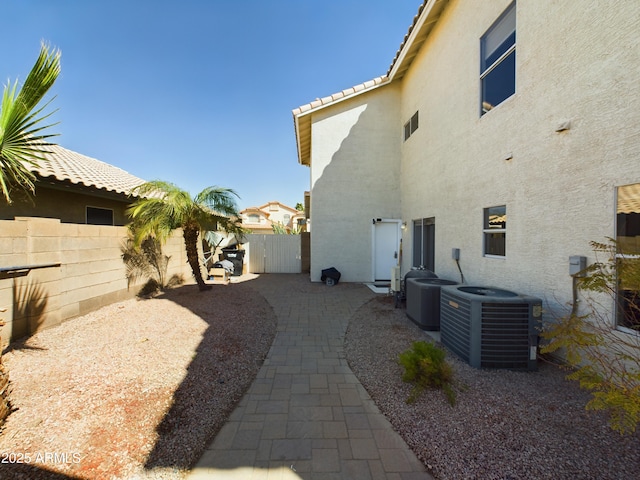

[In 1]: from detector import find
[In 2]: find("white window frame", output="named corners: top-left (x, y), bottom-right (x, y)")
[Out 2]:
top-left (615, 183), bottom-right (640, 334)
top-left (483, 205), bottom-right (506, 258)
top-left (480, 2), bottom-right (516, 115)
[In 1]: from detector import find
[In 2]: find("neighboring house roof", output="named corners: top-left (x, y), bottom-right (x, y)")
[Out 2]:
top-left (292, 0), bottom-right (451, 166)
top-left (256, 201), bottom-right (300, 215)
top-left (240, 201), bottom-right (302, 217)
top-left (32, 144), bottom-right (145, 197)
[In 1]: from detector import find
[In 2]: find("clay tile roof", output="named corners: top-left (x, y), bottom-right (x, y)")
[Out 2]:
top-left (291, 76), bottom-right (388, 116)
top-left (32, 144), bottom-right (146, 196)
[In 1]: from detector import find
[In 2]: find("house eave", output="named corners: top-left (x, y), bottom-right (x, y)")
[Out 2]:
top-left (293, 76), bottom-right (390, 167)
top-left (386, 0), bottom-right (450, 81)
top-left (292, 0), bottom-right (450, 168)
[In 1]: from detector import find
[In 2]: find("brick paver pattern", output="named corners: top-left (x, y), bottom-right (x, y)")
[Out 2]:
top-left (188, 274), bottom-right (434, 480)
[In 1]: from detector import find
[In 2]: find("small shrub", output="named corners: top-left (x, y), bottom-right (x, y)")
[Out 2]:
top-left (541, 239), bottom-right (640, 435)
top-left (398, 341), bottom-right (456, 405)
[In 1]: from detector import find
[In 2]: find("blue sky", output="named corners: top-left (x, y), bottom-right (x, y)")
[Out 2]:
top-left (2, 1), bottom-right (421, 211)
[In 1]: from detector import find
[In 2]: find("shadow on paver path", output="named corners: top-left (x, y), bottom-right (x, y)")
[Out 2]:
top-left (188, 274), bottom-right (434, 480)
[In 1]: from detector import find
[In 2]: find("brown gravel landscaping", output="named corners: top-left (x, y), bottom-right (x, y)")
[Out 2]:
top-left (345, 295), bottom-right (640, 480)
top-left (1, 276), bottom-right (639, 480)
top-left (0, 278), bottom-right (277, 480)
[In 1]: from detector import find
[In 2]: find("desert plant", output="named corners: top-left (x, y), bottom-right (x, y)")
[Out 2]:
top-left (127, 181), bottom-right (242, 291)
top-left (540, 239), bottom-right (640, 435)
top-left (271, 221), bottom-right (301, 235)
top-left (0, 43), bottom-right (61, 203)
top-left (398, 340), bottom-right (456, 405)
top-left (121, 234), bottom-right (183, 296)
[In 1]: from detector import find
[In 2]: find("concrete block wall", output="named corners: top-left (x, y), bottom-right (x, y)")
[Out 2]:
top-left (0, 217), bottom-right (193, 346)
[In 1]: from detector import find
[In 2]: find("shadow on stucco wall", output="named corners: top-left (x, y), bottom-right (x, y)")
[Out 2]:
top-left (307, 89), bottom-right (402, 282)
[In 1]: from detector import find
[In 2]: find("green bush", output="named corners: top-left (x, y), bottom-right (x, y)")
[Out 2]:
top-left (540, 239), bottom-right (640, 435)
top-left (398, 341), bottom-right (456, 405)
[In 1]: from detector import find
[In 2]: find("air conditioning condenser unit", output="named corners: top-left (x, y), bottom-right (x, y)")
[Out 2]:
top-left (440, 285), bottom-right (542, 371)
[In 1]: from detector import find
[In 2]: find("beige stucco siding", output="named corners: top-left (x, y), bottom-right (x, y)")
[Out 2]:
top-left (0, 186), bottom-right (132, 225)
top-left (309, 84), bottom-right (402, 281)
top-left (399, 0), bottom-right (640, 312)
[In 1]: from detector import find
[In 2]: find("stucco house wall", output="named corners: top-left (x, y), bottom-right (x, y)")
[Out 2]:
top-left (399, 0), bottom-right (640, 314)
top-left (0, 186), bottom-right (132, 225)
top-left (294, 0), bottom-right (640, 321)
top-left (308, 83), bottom-right (402, 282)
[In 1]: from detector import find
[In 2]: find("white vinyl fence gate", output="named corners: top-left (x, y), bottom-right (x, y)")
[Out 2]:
top-left (246, 234), bottom-right (302, 273)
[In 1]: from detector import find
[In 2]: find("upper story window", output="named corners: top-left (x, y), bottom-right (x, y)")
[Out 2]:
top-left (483, 205), bottom-right (506, 257)
top-left (247, 213), bottom-right (260, 224)
top-left (480, 2), bottom-right (516, 115)
top-left (403, 111), bottom-right (419, 141)
top-left (86, 206), bottom-right (114, 225)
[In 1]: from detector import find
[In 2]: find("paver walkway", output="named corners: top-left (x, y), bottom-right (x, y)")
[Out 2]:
top-left (188, 274), bottom-right (434, 480)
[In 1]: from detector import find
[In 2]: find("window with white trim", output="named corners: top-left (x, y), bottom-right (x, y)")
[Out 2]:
top-left (616, 183), bottom-right (640, 331)
top-left (413, 217), bottom-right (435, 271)
top-left (480, 2), bottom-right (516, 115)
top-left (483, 205), bottom-right (506, 256)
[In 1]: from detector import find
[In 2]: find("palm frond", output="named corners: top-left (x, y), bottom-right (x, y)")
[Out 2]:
top-left (0, 42), bottom-right (60, 203)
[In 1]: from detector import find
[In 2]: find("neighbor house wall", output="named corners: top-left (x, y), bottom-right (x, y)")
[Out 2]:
top-left (399, 0), bottom-right (640, 314)
top-left (309, 83), bottom-right (402, 282)
top-left (0, 217), bottom-right (192, 346)
top-left (0, 186), bottom-right (132, 226)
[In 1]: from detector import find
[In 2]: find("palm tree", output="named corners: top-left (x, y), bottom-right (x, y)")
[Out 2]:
top-left (127, 181), bottom-right (243, 291)
top-left (0, 43), bottom-right (61, 203)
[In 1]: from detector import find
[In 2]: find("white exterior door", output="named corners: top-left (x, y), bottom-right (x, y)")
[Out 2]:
top-left (373, 220), bottom-right (400, 281)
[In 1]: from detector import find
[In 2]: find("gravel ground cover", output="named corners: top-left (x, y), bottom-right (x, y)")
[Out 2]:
top-left (0, 281), bottom-right (277, 480)
top-left (344, 295), bottom-right (640, 480)
top-left (1, 278), bottom-right (638, 480)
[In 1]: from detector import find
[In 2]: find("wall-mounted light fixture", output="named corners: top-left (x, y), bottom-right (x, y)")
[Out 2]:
top-left (401, 222), bottom-right (407, 230)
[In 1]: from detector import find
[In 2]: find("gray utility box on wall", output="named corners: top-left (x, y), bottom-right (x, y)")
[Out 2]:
top-left (440, 285), bottom-right (542, 371)
top-left (406, 278), bottom-right (459, 330)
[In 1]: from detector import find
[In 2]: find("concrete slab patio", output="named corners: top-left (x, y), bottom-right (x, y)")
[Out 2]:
top-left (187, 274), bottom-right (434, 480)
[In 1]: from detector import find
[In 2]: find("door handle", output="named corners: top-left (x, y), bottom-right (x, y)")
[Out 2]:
top-left (394, 251), bottom-right (398, 259)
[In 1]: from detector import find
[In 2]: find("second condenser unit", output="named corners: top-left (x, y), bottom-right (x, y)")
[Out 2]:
top-left (406, 277), bottom-right (459, 330)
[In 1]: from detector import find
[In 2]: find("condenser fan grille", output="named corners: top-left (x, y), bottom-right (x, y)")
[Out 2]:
top-left (480, 302), bottom-right (531, 369)
top-left (440, 291), bottom-right (472, 362)
top-left (440, 286), bottom-right (541, 371)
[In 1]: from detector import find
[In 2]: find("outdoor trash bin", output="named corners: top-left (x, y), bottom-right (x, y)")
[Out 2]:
top-left (321, 267), bottom-right (341, 285)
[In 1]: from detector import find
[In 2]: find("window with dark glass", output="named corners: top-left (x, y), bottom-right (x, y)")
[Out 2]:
top-left (403, 111), bottom-right (419, 141)
top-left (86, 206), bottom-right (113, 225)
top-left (616, 184), bottom-right (640, 332)
top-left (413, 217), bottom-right (435, 271)
top-left (480, 3), bottom-right (516, 115)
top-left (483, 205), bottom-right (506, 256)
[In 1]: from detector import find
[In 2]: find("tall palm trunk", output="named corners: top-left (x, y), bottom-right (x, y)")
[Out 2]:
top-left (183, 226), bottom-right (209, 291)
